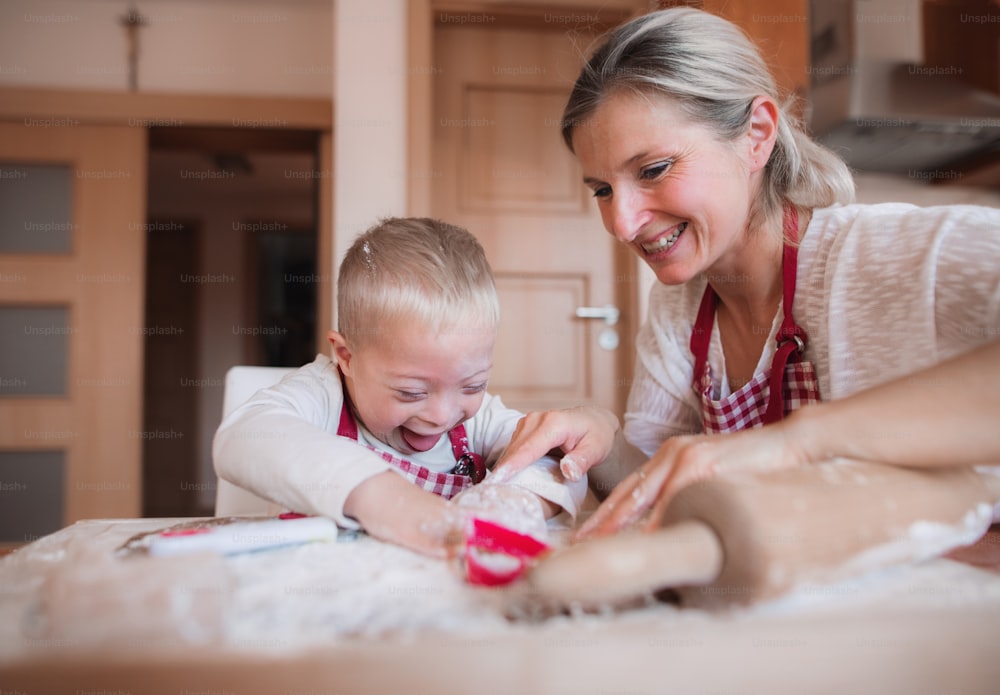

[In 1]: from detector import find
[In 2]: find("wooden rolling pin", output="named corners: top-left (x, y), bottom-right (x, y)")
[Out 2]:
top-left (526, 459), bottom-right (1000, 609)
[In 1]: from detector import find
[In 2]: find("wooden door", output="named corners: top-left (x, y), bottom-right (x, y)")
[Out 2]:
top-left (432, 13), bottom-right (638, 415)
top-left (0, 122), bottom-right (146, 549)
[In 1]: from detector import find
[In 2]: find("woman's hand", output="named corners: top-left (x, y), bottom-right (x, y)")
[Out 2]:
top-left (576, 422), bottom-right (808, 540)
top-left (491, 406), bottom-right (621, 483)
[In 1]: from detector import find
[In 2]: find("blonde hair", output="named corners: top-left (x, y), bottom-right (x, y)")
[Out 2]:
top-left (336, 217), bottom-right (499, 348)
top-left (562, 7), bottom-right (855, 236)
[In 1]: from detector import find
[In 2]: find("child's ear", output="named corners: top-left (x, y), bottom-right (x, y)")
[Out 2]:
top-left (327, 330), bottom-right (353, 374)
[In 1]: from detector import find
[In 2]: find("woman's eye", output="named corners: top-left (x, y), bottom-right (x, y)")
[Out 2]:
top-left (463, 383), bottom-right (487, 395)
top-left (591, 185), bottom-right (612, 199)
top-left (396, 391), bottom-right (425, 401)
top-left (640, 161), bottom-right (672, 180)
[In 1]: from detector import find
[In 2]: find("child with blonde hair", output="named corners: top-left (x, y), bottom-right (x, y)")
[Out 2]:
top-left (214, 217), bottom-right (586, 557)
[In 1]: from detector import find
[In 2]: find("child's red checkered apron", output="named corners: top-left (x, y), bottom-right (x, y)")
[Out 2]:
top-left (690, 206), bottom-right (821, 433)
top-left (337, 393), bottom-right (485, 500)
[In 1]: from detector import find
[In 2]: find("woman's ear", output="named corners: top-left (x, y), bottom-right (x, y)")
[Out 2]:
top-left (746, 95), bottom-right (779, 172)
top-left (327, 330), bottom-right (353, 374)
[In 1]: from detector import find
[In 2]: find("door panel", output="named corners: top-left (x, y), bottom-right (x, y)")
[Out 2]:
top-left (490, 273), bottom-right (590, 404)
top-left (433, 20), bottom-right (635, 415)
top-left (459, 86), bottom-right (584, 213)
top-left (0, 122), bottom-right (145, 546)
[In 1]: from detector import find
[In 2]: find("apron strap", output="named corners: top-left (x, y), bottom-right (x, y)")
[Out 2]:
top-left (761, 206), bottom-right (808, 424)
top-left (448, 426), bottom-right (487, 484)
top-left (689, 285), bottom-right (717, 387)
top-left (689, 205), bottom-right (809, 425)
top-left (337, 392), bottom-right (360, 439)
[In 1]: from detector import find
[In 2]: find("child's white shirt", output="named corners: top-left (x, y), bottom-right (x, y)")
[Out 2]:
top-left (213, 354), bottom-right (586, 528)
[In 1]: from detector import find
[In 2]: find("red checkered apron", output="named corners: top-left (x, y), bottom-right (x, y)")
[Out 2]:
top-left (690, 206), bottom-right (821, 433)
top-left (337, 392), bottom-right (486, 500)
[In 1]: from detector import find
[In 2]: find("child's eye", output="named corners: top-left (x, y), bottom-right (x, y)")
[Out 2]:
top-left (591, 185), bottom-right (612, 199)
top-left (395, 390), bottom-right (425, 401)
top-left (640, 160), bottom-right (672, 180)
top-left (463, 383), bottom-right (487, 395)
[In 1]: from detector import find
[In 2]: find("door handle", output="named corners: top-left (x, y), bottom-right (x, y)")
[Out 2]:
top-left (576, 305), bottom-right (621, 351)
top-left (575, 305), bottom-right (620, 326)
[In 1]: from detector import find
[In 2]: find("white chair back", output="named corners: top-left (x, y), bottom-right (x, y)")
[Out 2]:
top-left (214, 365), bottom-right (297, 516)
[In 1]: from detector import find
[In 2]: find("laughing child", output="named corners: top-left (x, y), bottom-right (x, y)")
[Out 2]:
top-left (213, 217), bottom-right (586, 557)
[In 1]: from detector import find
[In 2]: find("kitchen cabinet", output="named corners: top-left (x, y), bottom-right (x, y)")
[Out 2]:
top-left (657, 0), bottom-right (810, 113)
top-left (923, 0), bottom-right (1000, 96)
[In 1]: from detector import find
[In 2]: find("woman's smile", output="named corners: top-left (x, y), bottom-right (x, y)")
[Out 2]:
top-left (639, 221), bottom-right (688, 256)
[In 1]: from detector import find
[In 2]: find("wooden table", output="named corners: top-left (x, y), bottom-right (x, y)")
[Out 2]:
top-left (1, 518), bottom-right (999, 695)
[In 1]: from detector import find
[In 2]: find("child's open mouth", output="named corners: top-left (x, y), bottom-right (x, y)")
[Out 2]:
top-left (401, 427), bottom-right (441, 452)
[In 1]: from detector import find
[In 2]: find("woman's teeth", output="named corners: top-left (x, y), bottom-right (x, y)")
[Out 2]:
top-left (640, 222), bottom-right (687, 254)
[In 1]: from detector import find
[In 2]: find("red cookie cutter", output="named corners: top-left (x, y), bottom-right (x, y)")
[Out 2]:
top-left (464, 517), bottom-right (550, 587)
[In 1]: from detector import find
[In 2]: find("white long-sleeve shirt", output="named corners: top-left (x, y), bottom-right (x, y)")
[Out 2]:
top-left (625, 202), bottom-right (1000, 456)
top-left (213, 354), bottom-right (586, 528)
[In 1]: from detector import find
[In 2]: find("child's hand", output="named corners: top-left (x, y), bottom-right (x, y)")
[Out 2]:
top-left (450, 481), bottom-right (548, 541)
top-left (344, 472), bottom-right (553, 558)
top-left (343, 471), bottom-right (465, 559)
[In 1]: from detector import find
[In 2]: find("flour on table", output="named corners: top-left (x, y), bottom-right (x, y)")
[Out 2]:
top-left (1, 516), bottom-right (998, 658)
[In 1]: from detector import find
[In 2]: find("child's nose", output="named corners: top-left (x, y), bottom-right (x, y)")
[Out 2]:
top-left (422, 393), bottom-right (459, 428)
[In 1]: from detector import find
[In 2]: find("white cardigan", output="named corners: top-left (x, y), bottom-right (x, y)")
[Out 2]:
top-left (625, 202), bottom-right (1000, 456)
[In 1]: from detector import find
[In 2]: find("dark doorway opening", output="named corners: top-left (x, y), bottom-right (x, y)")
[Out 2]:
top-left (142, 126), bottom-right (321, 517)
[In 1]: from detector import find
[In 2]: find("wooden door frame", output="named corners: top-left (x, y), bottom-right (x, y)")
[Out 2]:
top-left (0, 121), bottom-right (148, 546)
top-left (406, 0), bottom-right (646, 416)
top-left (0, 87), bottom-right (335, 358)
top-left (0, 88), bottom-right (333, 535)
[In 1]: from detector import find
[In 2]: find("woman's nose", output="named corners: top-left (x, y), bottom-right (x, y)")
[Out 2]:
top-left (606, 189), bottom-right (649, 243)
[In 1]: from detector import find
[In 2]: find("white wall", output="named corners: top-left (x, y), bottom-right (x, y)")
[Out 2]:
top-left (332, 0), bottom-right (410, 268)
top-left (0, 0), bottom-right (332, 96)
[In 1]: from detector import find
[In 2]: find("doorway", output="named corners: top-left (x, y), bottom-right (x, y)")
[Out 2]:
top-left (143, 127), bottom-right (321, 517)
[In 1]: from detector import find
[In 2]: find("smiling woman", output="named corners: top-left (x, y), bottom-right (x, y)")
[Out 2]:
top-left (493, 7), bottom-right (1000, 547)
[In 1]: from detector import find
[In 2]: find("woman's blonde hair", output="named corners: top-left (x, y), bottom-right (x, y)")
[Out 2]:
top-left (562, 7), bottom-right (855, 235)
top-left (336, 217), bottom-right (499, 348)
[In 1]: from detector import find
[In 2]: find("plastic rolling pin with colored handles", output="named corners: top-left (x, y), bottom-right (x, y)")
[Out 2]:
top-left (147, 515), bottom-right (339, 557)
top-left (526, 460), bottom-right (1000, 608)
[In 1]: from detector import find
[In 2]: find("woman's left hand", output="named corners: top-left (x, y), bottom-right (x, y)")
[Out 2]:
top-left (575, 422), bottom-right (807, 540)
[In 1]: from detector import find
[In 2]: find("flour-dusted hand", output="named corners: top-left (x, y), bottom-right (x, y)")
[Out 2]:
top-left (343, 471), bottom-right (466, 559)
top-left (491, 406), bottom-right (620, 484)
top-left (576, 423), bottom-right (806, 539)
top-left (450, 480), bottom-right (548, 541)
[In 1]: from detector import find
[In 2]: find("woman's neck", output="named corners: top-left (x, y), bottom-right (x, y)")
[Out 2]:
top-left (708, 210), bottom-right (786, 332)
